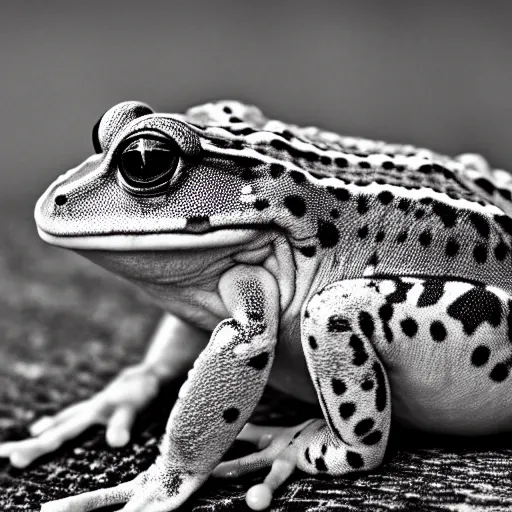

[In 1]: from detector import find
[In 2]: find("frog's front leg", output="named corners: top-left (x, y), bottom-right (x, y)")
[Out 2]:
top-left (41, 264), bottom-right (280, 512)
top-left (215, 279), bottom-right (391, 510)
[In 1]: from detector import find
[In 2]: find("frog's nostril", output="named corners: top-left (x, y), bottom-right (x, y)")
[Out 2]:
top-left (55, 194), bottom-right (67, 206)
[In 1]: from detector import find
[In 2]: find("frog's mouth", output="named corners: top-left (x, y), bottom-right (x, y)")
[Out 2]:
top-left (36, 226), bottom-right (262, 251)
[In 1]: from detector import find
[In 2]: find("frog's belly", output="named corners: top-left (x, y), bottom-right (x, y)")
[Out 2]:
top-left (388, 365), bottom-right (512, 435)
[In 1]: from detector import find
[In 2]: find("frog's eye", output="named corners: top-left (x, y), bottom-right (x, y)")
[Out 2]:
top-left (118, 137), bottom-right (179, 193)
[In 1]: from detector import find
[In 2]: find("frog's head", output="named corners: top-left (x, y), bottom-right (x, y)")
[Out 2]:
top-left (34, 101), bottom-right (283, 256)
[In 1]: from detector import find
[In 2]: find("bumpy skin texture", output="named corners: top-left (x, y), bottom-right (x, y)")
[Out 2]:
top-left (4, 100), bottom-right (512, 510)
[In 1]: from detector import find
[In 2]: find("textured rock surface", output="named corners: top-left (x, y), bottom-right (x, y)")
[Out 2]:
top-left (2, 211), bottom-right (512, 511)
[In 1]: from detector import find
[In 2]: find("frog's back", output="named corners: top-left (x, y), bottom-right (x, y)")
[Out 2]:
top-left (185, 100), bottom-right (512, 296)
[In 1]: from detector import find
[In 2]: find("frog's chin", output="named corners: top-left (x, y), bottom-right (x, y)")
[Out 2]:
top-left (37, 227), bottom-right (261, 251)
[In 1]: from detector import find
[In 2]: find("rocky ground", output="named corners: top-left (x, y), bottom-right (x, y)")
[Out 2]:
top-left (2, 208), bottom-right (512, 511)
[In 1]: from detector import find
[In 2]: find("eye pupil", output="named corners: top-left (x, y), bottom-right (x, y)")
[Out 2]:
top-left (119, 138), bottom-right (178, 189)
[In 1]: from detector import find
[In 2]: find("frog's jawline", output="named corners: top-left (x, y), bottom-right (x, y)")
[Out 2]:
top-left (37, 226), bottom-right (263, 251)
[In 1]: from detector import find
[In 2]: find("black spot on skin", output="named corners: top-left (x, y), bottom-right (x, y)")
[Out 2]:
top-left (309, 336), bottom-right (318, 349)
top-left (339, 402), bottom-right (356, 419)
top-left (499, 188), bottom-right (512, 201)
top-left (490, 363), bottom-right (509, 382)
top-left (368, 252), bottom-right (379, 266)
top-left (303, 151), bottom-right (319, 162)
top-left (386, 279), bottom-right (414, 304)
top-left (270, 163), bottom-right (285, 178)
top-left (332, 378), bottom-right (346, 395)
top-left (417, 279), bottom-right (445, 308)
top-left (293, 431), bottom-right (301, 439)
top-left (336, 157), bottom-right (348, 168)
top-left (396, 231), bottom-right (408, 243)
top-left (359, 311), bottom-right (375, 340)
top-left (328, 187), bottom-right (351, 201)
top-left (281, 130), bottom-right (294, 141)
top-left (346, 451), bottom-right (364, 469)
top-left (315, 457), bottom-right (327, 472)
top-left (240, 168), bottom-right (257, 181)
top-left (377, 191), bottom-right (394, 205)
top-left (398, 198), bottom-right (411, 212)
top-left (418, 164), bottom-right (433, 174)
top-left (317, 220), bottom-right (340, 248)
top-left (495, 214), bottom-right (512, 236)
top-left (447, 287), bottom-right (502, 335)
top-left (254, 198), bottom-right (270, 211)
top-left (420, 197), bottom-right (433, 205)
top-left (290, 170), bottom-right (306, 184)
top-left (299, 246), bottom-right (316, 258)
top-left (185, 216), bottom-right (211, 233)
top-left (432, 201), bottom-right (458, 228)
top-left (328, 315), bottom-right (351, 332)
top-left (349, 334), bottom-right (368, 366)
top-left (357, 196), bottom-right (369, 214)
top-left (304, 310), bottom-right (310, 319)
top-left (414, 209), bottom-right (425, 219)
top-left (375, 230), bottom-right (385, 243)
top-left (362, 430), bottom-right (383, 445)
top-left (354, 418), bottom-right (374, 436)
top-left (382, 161), bottom-right (394, 170)
top-left (305, 448), bottom-right (311, 464)
top-left (223, 106), bottom-right (232, 114)
top-left (469, 213), bottom-right (490, 239)
top-left (247, 352), bottom-right (269, 370)
top-left (223, 408), bottom-right (240, 423)
top-left (321, 444), bottom-right (327, 455)
top-left (230, 116), bottom-right (243, 123)
top-left (358, 225), bottom-right (369, 239)
top-left (373, 361), bottom-right (387, 412)
top-left (379, 303), bottom-right (394, 343)
top-left (494, 240), bottom-right (509, 261)
top-left (419, 230), bottom-right (432, 247)
top-left (55, 194), bottom-right (67, 206)
top-left (361, 379), bottom-right (374, 391)
top-left (430, 321), bottom-right (447, 342)
top-left (359, 160), bottom-right (371, 169)
top-left (475, 177), bottom-right (496, 195)
top-left (400, 317), bottom-right (418, 337)
top-left (471, 345), bottom-right (490, 367)
top-left (473, 243), bottom-right (488, 264)
top-left (445, 237), bottom-right (460, 257)
top-left (379, 304), bottom-right (393, 322)
top-left (320, 156), bottom-right (331, 166)
top-left (330, 208), bottom-right (340, 218)
top-left (284, 195), bottom-right (306, 217)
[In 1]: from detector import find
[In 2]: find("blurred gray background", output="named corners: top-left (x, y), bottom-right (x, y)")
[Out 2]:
top-left (1, 0), bottom-right (511, 219)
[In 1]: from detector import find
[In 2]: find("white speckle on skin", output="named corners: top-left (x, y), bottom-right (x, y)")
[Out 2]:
top-left (240, 194), bottom-right (256, 204)
top-left (241, 185), bottom-right (252, 194)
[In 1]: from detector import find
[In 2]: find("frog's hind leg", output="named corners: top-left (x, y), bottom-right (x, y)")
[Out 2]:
top-left (214, 279), bottom-right (393, 509)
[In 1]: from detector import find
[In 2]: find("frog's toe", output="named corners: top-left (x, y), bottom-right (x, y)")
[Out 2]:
top-left (235, 422), bottom-right (292, 449)
top-left (214, 419), bottom-right (313, 479)
top-left (40, 478), bottom-right (135, 511)
top-left (214, 442), bottom-right (297, 511)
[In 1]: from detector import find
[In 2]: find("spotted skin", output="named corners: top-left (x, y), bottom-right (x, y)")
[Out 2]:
top-left (19, 100), bottom-right (512, 511)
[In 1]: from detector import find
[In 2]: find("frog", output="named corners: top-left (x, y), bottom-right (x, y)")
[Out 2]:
top-left (2, 99), bottom-right (512, 512)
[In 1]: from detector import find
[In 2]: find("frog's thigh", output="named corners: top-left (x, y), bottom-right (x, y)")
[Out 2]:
top-left (297, 280), bottom-right (392, 475)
